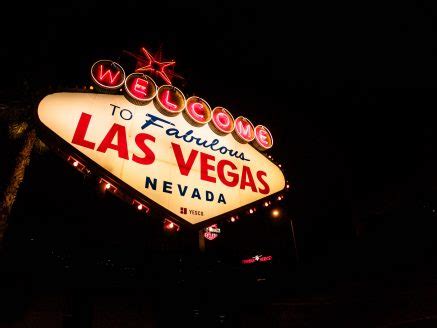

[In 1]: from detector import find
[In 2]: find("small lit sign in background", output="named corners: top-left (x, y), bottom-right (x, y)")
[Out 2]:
top-left (241, 255), bottom-right (273, 265)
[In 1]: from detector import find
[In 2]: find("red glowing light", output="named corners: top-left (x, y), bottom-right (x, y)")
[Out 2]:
top-left (164, 219), bottom-right (179, 231)
top-left (161, 89), bottom-right (178, 110)
top-left (127, 47), bottom-right (178, 85)
top-left (211, 107), bottom-right (234, 134)
top-left (254, 125), bottom-right (273, 151)
top-left (99, 65), bottom-right (120, 84)
top-left (156, 85), bottom-right (186, 114)
top-left (67, 156), bottom-right (89, 174)
top-left (204, 231), bottom-right (218, 240)
top-left (90, 60), bottom-right (125, 90)
top-left (125, 73), bottom-right (157, 102)
top-left (190, 103), bottom-right (204, 119)
top-left (185, 96), bottom-right (212, 125)
top-left (241, 255), bottom-right (272, 264)
top-left (132, 199), bottom-right (150, 214)
top-left (204, 224), bottom-right (220, 240)
top-left (234, 116), bottom-right (255, 142)
top-left (99, 178), bottom-right (117, 193)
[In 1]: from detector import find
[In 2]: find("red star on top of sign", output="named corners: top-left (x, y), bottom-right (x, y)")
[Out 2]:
top-left (125, 47), bottom-right (182, 85)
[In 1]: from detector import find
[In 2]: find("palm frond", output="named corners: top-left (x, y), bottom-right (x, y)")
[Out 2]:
top-left (33, 138), bottom-right (48, 154)
top-left (8, 122), bottom-right (29, 140)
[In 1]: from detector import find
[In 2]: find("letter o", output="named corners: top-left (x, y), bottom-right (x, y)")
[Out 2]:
top-left (120, 108), bottom-right (133, 120)
top-left (210, 107), bottom-right (234, 135)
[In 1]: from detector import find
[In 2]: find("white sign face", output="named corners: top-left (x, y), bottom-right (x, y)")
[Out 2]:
top-left (37, 93), bottom-right (286, 225)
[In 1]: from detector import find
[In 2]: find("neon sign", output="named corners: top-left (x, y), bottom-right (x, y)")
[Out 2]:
top-left (124, 73), bottom-right (157, 103)
top-left (89, 58), bottom-right (273, 149)
top-left (204, 224), bottom-right (220, 240)
top-left (211, 107), bottom-right (235, 135)
top-left (241, 255), bottom-right (272, 264)
top-left (254, 125), bottom-right (273, 150)
top-left (91, 60), bottom-right (125, 90)
top-left (156, 85), bottom-right (186, 114)
top-left (134, 47), bottom-right (176, 85)
top-left (185, 96), bottom-right (212, 125)
top-left (37, 48), bottom-right (287, 227)
top-left (234, 116), bottom-right (255, 143)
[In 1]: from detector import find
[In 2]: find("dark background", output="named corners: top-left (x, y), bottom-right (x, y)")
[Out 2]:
top-left (0, 1), bottom-right (437, 327)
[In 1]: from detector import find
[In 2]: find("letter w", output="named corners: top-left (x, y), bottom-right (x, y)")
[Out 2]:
top-left (98, 64), bottom-right (120, 84)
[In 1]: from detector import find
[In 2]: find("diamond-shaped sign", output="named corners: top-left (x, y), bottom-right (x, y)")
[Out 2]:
top-left (37, 92), bottom-right (286, 227)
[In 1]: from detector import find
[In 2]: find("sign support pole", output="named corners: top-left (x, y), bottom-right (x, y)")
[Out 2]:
top-left (198, 229), bottom-right (205, 253)
top-left (290, 217), bottom-right (299, 263)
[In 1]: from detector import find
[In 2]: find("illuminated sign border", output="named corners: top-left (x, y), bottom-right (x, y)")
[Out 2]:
top-left (35, 54), bottom-right (288, 230)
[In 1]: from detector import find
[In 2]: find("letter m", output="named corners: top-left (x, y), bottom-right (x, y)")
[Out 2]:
top-left (237, 120), bottom-right (251, 138)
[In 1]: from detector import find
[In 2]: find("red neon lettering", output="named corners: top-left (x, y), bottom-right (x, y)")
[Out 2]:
top-left (257, 129), bottom-right (269, 147)
top-left (171, 143), bottom-right (198, 176)
top-left (200, 153), bottom-right (216, 183)
top-left (235, 117), bottom-right (254, 141)
top-left (242, 258), bottom-right (256, 264)
top-left (161, 89), bottom-right (178, 110)
top-left (133, 78), bottom-right (149, 97)
top-left (236, 121), bottom-right (251, 137)
top-left (185, 97), bottom-right (211, 124)
top-left (98, 64), bottom-right (120, 85)
top-left (96, 123), bottom-right (129, 159)
top-left (217, 160), bottom-right (239, 187)
top-left (132, 133), bottom-right (156, 165)
top-left (217, 112), bottom-right (230, 128)
top-left (71, 113), bottom-right (96, 149)
top-left (189, 102), bottom-right (205, 120)
top-left (256, 171), bottom-right (270, 194)
top-left (240, 165), bottom-right (257, 192)
top-left (212, 108), bottom-right (234, 134)
top-left (204, 231), bottom-right (218, 241)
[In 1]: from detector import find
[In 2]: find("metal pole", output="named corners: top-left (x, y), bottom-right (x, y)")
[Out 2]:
top-left (289, 217), bottom-right (299, 263)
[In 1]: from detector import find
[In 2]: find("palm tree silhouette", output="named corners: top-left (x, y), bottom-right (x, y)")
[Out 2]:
top-left (0, 81), bottom-right (47, 249)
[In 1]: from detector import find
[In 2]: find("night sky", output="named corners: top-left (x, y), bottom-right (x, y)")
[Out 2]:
top-left (0, 1), bottom-right (437, 320)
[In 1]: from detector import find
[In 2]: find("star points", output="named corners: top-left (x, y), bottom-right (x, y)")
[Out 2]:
top-left (134, 47), bottom-right (176, 85)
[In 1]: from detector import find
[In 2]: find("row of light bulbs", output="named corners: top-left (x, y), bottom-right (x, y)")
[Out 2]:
top-left (68, 154), bottom-right (288, 234)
